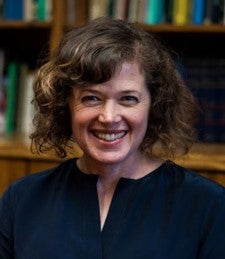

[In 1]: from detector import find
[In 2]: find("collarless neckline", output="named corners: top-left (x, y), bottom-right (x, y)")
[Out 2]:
top-left (71, 158), bottom-right (170, 183)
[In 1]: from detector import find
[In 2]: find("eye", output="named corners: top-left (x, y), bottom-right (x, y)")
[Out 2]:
top-left (120, 96), bottom-right (139, 106)
top-left (81, 96), bottom-right (101, 106)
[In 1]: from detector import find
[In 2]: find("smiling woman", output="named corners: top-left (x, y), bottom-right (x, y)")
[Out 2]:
top-left (0, 17), bottom-right (225, 259)
top-left (31, 18), bottom-right (196, 160)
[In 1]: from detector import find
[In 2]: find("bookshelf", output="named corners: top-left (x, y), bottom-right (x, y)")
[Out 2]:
top-left (0, 0), bottom-right (225, 196)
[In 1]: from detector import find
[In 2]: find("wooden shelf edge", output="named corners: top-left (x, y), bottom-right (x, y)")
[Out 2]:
top-left (0, 20), bottom-right (52, 29)
top-left (135, 23), bottom-right (225, 34)
top-left (0, 137), bottom-right (82, 161)
top-left (0, 138), bottom-right (224, 171)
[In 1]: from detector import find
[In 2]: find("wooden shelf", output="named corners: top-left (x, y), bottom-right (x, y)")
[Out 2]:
top-left (175, 143), bottom-right (225, 172)
top-left (0, 137), bottom-right (82, 161)
top-left (0, 20), bottom-right (52, 29)
top-left (136, 23), bottom-right (225, 34)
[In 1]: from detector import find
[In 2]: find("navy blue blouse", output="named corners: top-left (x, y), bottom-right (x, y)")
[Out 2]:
top-left (0, 159), bottom-right (225, 258)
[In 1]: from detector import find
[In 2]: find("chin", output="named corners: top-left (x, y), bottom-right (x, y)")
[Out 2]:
top-left (92, 151), bottom-right (132, 165)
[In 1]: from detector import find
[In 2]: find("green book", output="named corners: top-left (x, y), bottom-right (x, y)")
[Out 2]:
top-left (5, 62), bottom-right (20, 135)
top-left (145, 0), bottom-right (165, 24)
top-left (37, 0), bottom-right (52, 21)
top-left (37, 0), bottom-right (45, 20)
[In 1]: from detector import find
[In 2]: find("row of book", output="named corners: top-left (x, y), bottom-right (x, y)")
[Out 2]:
top-left (89, 0), bottom-right (225, 25)
top-left (0, 0), bottom-right (52, 21)
top-left (183, 57), bottom-right (225, 143)
top-left (0, 52), bottom-right (35, 138)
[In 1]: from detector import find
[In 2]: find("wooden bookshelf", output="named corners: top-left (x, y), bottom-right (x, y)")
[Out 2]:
top-left (0, 1), bottom-right (224, 195)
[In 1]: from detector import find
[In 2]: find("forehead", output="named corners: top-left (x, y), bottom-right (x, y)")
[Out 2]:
top-left (71, 62), bottom-right (150, 100)
top-left (115, 62), bottom-right (143, 77)
top-left (84, 63), bottom-right (145, 91)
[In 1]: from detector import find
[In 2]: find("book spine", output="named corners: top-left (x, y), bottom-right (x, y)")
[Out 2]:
top-left (37, 0), bottom-right (52, 21)
top-left (4, 0), bottom-right (23, 20)
top-left (145, 0), bottom-right (165, 24)
top-left (165, 0), bottom-right (174, 23)
top-left (16, 67), bottom-right (35, 138)
top-left (24, 0), bottom-right (37, 21)
top-left (37, 0), bottom-right (45, 20)
top-left (127, 0), bottom-right (139, 22)
top-left (4, 62), bottom-right (20, 135)
top-left (66, 0), bottom-right (76, 24)
top-left (193, 0), bottom-right (205, 24)
top-left (107, 0), bottom-right (115, 18)
top-left (113, 0), bottom-right (129, 20)
top-left (137, 0), bottom-right (147, 23)
top-left (222, 0), bottom-right (225, 24)
top-left (172, 0), bottom-right (189, 25)
top-left (89, 0), bottom-right (108, 20)
top-left (45, 0), bottom-right (52, 21)
top-left (0, 0), bottom-right (3, 19)
top-left (204, 0), bottom-right (213, 24)
top-left (0, 50), bottom-right (5, 135)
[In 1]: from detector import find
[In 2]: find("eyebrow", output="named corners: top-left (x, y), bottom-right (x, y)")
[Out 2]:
top-left (79, 88), bottom-right (141, 95)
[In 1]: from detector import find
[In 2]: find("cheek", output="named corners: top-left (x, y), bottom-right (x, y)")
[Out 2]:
top-left (71, 109), bottom-right (96, 131)
top-left (132, 105), bottom-right (150, 123)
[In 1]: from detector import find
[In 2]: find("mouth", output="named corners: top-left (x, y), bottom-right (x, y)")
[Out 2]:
top-left (92, 131), bottom-right (128, 142)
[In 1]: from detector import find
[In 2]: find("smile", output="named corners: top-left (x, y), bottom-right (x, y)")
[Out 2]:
top-left (92, 131), bottom-right (127, 141)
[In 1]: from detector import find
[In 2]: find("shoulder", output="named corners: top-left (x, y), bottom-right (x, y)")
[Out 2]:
top-left (0, 158), bottom-right (77, 207)
top-left (161, 161), bottom-right (225, 204)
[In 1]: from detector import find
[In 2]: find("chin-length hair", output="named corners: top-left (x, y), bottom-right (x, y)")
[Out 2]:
top-left (30, 17), bottom-right (198, 159)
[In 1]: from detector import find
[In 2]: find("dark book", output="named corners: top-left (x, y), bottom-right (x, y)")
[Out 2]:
top-left (3, 0), bottom-right (23, 20)
top-left (4, 62), bottom-right (20, 135)
top-left (183, 58), bottom-right (225, 143)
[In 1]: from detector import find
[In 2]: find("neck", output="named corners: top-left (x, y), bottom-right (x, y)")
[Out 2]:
top-left (77, 151), bottom-right (164, 184)
top-left (76, 152), bottom-right (164, 231)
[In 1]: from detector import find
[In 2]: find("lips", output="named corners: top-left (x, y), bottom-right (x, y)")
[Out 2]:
top-left (92, 131), bottom-right (127, 141)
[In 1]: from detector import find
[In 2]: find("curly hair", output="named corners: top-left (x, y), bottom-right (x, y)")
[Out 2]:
top-left (30, 17), bottom-right (198, 159)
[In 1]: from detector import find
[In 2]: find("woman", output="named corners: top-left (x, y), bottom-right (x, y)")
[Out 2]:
top-left (0, 17), bottom-right (225, 258)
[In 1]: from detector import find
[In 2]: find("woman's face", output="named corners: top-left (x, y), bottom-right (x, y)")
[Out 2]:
top-left (69, 62), bottom-right (151, 166)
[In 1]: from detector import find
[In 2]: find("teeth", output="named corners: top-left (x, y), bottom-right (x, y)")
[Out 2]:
top-left (95, 132), bottom-right (126, 141)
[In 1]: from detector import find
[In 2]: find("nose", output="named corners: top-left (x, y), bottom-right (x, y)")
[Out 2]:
top-left (98, 100), bottom-right (121, 124)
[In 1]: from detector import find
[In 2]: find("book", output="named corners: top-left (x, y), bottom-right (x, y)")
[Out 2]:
top-left (165, 0), bottom-right (174, 23)
top-left (145, 0), bottom-right (165, 25)
top-left (172, 0), bottom-right (189, 25)
top-left (113, 0), bottom-right (129, 20)
top-left (4, 62), bottom-right (20, 135)
top-left (37, 0), bottom-right (52, 21)
top-left (127, 0), bottom-right (139, 22)
top-left (0, 50), bottom-right (5, 135)
top-left (137, 0), bottom-right (147, 23)
top-left (24, 0), bottom-right (37, 21)
top-left (204, 0), bottom-right (223, 24)
top-left (3, 0), bottom-right (23, 20)
top-left (224, 0), bottom-right (225, 24)
top-left (193, 0), bottom-right (205, 24)
top-left (89, 0), bottom-right (108, 19)
top-left (0, 0), bottom-right (3, 19)
top-left (0, 88), bottom-right (5, 136)
top-left (107, 0), bottom-right (115, 18)
top-left (184, 58), bottom-right (225, 142)
top-left (66, 0), bottom-right (76, 24)
top-left (16, 66), bottom-right (35, 138)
